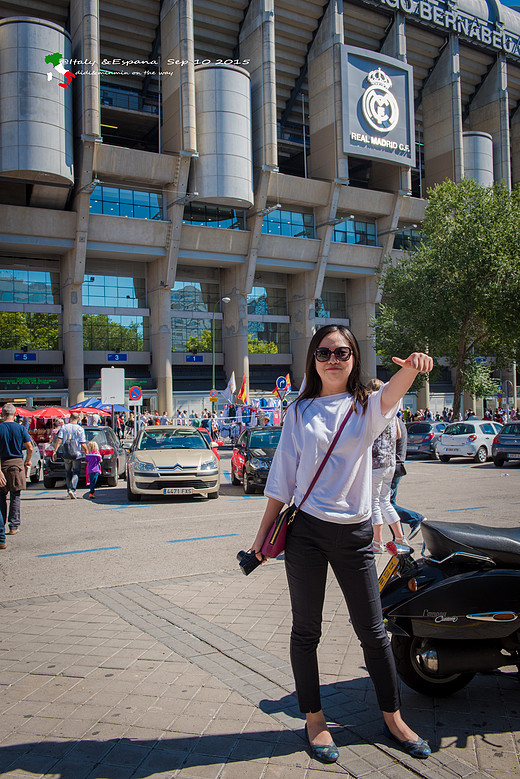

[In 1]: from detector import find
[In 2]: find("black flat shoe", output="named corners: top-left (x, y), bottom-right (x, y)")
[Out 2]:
top-left (304, 723), bottom-right (339, 764)
top-left (383, 723), bottom-right (431, 759)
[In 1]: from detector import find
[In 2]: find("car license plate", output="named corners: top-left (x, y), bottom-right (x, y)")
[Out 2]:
top-left (507, 453), bottom-right (520, 459)
top-left (163, 488), bottom-right (193, 495)
top-left (446, 447), bottom-right (459, 452)
top-left (378, 555), bottom-right (399, 592)
top-left (407, 445), bottom-right (418, 451)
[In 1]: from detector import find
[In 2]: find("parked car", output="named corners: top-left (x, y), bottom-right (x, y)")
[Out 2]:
top-left (126, 425), bottom-right (220, 501)
top-left (406, 421), bottom-right (446, 459)
top-left (492, 422), bottom-right (520, 467)
top-left (42, 426), bottom-right (127, 488)
top-left (28, 438), bottom-right (42, 483)
top-left (231, 426), bottom-right (282, 494)
top-left (197, 427), bottom-right (221, 460)
top-left (435, 420), bottom-right (503, 463)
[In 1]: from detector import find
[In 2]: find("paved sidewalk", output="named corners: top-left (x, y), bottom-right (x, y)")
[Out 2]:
top-left (0, 559), bottom-right (519, 779)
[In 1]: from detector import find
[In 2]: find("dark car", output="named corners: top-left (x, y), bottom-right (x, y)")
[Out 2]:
top-left (406, 421), bottom-right (446, 459)
top-left (492, 422), bottom-right (520, 467)
top-left (231, 426), bottom-right (282, 494)
top-left (42, 426), bottom-right (127, 489)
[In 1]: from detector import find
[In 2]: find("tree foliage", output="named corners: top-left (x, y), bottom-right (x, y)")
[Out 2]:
top-left (373, 179), bottom-right (520, 417)
top-left (185, 329), bottom-right (213, 353)
top-left (247, 335), bottom-right (278, 353)
top-left (83, 314), bottom-right (144, 351)
top-left (0, 312), bottom-right (60, 350)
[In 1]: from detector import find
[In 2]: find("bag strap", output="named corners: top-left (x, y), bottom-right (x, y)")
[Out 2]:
top-left (298, 404), bottom-right (355, 510)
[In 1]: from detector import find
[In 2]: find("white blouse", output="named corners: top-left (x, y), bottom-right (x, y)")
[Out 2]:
top-left (264, 386), bottom-right (398, 524)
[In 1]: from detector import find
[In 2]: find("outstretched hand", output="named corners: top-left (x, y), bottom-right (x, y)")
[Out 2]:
top-left (392, 353), bottom-right (433, 373)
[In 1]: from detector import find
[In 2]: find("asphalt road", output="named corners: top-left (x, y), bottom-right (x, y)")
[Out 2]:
top-left (1, 449), bottom-right (519, 602)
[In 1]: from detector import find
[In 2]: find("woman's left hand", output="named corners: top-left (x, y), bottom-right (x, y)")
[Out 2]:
top-left (392, 353), bottom-right (433, 373)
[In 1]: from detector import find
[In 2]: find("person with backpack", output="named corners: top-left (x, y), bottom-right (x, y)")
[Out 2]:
top-left (51, 412), bottom-right (88, 499)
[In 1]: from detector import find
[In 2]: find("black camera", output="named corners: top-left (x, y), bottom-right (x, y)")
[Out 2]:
top-left (237, 549), bottom-right (263, 576)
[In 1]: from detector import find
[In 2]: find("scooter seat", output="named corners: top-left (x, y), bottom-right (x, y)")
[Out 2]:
top-left (421, 520), bottom-right (520, 567)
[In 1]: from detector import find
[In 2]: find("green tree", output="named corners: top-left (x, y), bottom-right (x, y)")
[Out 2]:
top-left (0, 312), bottom-right (60, 349)
top-left (373, 179), bottom-right (520, 418)
top-left (248, 335), bottom-right (278, 353)
top-left (184, 329), bottom-right (212, 353)
top-left (83, 314), bottom-right (144, 351)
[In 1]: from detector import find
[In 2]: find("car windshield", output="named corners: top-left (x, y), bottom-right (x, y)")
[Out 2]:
top-left (85, 430), bottom-right (109, 446)
top-left (501, 423), bottom-right (520, 435)
top-left (407, 423), bottom-right (432, 434)
top-left (444, 423), bottom-right (475, 435)
top-left (249, 430), bottom-right (282, 449)
top-left (137, 430), bottom-right (206, 450)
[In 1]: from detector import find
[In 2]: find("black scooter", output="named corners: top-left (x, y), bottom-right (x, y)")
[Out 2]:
top-left (379, 519), bottom-right (520, 696)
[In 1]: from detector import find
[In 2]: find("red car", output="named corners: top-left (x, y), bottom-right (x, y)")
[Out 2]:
top-left (231, 426), bottom-right (282, 494)
top-left (197, 427), bottom-right (221, 460)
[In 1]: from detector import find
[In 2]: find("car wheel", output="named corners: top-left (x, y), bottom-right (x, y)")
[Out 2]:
top-left (43, 476), bottom-right (56, 489)
top-left (30, 463), bottom-right (41, 483)
top-left (231, 466), bottom-right (241, 486)
top-left (474, 446), bottom-right (487, 464)
top-left (493, 457), bottom-right (505, 467)
top-left (439, 455), bottom-right (451, 463)
top-left (243, 472), bottom-right (256, 494)
top-left (106, 472), bottom-right (118, 487)
top-left (207, 490), bottom-right (219, 500)
top-left (126, 480), bottom-right (141, 501)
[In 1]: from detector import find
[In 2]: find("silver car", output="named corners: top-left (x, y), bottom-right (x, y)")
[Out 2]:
top-left (406, 421), bottom-right (446, 459)
top-left (436, 419), bottom-right (503, 463)
top-left (492, 422), bottom-right (520, 467)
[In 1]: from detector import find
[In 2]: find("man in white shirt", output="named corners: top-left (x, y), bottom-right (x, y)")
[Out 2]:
top-left (52, 412), bottom-right (88, 499)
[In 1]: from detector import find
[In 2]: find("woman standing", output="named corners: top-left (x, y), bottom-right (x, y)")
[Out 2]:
top-left (251, 324), bottom-right (433, 763)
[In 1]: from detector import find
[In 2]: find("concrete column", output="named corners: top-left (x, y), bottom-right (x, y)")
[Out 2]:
top-left (161, 0), bottom-right (196, 154)
top-left (287, 272), bottom-right (317, 387)
top-left (347, 276), bottom-right (378, 383)
top-left (371, 13), bottom-right (411, 195)
top-left (467, 55), bottom-right (510, 187)
top-left (422, 36), bottom-right (463, 190)
top-left (308, 0), bottom-right (347, 181)
top-left (221, 267), bottom-right (249, 400)
top-left (61, 253), bottom-right (84, 404)
top-left (239, 0), bottom-right (277, 172)
top-left (417, 382), bottom-right (431, 414)
top-left (511, 109), bottom-right (520, 187)
top-left (70, 0), bottom-right (101, 140)
top-left (147, 262), bottom-right (173, 416)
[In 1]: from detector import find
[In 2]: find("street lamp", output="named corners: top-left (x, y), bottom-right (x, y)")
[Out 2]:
top-left (211, 296), bottom-right (230, 390)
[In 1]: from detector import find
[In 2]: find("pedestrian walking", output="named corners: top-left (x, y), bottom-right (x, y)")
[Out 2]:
top-left (52, 412), bottom-right (88, 499)
top-left (85, 441), bottom-right (102, 499)
top-left (391, 416), bottom-right (425, 539)
top-left (0, 468), bottom-right (7, 549)
top-left (251, 324), bottom-right (433, 763)
top-left (0, 403), bottom-right (34, 537)
top-left (366, 378), bottom-right (409, 554)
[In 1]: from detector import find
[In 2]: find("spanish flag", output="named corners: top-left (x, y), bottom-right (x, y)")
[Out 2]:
top-left (237, 373), bottom-right (247, 404)
top-left (284, 373), bottom-right (291, 392)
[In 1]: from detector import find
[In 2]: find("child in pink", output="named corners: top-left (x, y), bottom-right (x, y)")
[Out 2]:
top-left (85, 441), bottom-right (102, 498)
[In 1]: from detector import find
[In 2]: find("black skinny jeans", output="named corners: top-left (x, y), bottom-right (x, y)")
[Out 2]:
top-left (285, 509), bottom-right (401, 714)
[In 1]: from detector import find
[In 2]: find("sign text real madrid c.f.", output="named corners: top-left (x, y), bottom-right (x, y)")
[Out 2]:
top-left (341, 46), bottom-right (415, 166)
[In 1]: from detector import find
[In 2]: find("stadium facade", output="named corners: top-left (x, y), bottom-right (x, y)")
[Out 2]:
top-left (1, 0), bottom-right (519, 413)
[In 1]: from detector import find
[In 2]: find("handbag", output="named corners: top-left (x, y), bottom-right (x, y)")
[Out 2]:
top-left (261, 405), bottom-right (354, 558)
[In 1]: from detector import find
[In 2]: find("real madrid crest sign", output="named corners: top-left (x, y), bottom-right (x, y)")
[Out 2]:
top-left (361, 68), bottom-right (399, 133)
top-left (341, 46), bottom-right (415, 166)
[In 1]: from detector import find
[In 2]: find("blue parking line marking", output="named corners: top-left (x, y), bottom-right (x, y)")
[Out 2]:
top-left (222, 469), bottom-right (232, 483)
top-left (37, 546), bottom-right (121, 558)
top-left (95, 504), bottom-right (157, 510)
top-left (167, 534), bottom-right (238, 544)
top-left (446, 506), bottom-right (489, 512)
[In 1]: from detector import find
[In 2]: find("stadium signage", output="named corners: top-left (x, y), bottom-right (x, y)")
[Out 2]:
top-left (341, 47), bottom-right (415, 166)
top-left (370, 0), bottom-right (520, 58)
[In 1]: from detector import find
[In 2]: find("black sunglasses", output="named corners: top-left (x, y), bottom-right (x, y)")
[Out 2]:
top-left (314, 346), bottom-right (352, 362)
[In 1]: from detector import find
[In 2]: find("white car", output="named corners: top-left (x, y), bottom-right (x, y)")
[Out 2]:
top-left (436, 419), bottom-right (503, 463)
top-left (28, 438), bottom-right (42, 483)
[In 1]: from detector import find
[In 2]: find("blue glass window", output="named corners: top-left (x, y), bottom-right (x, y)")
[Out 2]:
top-left (183, 203), bottom-right (245, 229)
top-left (247, 287), bottom-right (287, 316)
top-left (89, 186), bottom-right (163, 220)
top-left (170, 281), bottom-right (220, 313)
top-left (315, 290), bottom-right (347, 319)
top-left (0, 312), bottom-right (61, 350)
top-left (247, 321), bottom-right (290, 353)
top-left (332, 219), bottom-right (377, 246)
top-left (83, 275), bottom-right (146, 308)
top-left (83, 314), bottom-right (148, 351)
top-left (0, 269), bottom-right (59, 305)
top-left (172, 318), bottom-right (222, 352)
top-left (393, 228), bottom-right (423, 251)
top-left (262, 209), bottom-right (314, 238)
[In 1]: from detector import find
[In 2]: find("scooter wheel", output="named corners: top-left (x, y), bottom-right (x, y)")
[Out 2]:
top-left (391, 636), bottom-right (475, 697)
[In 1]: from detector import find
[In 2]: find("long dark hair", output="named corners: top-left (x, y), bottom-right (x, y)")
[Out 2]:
top-left (295, 324), bottom-right (369, 414)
